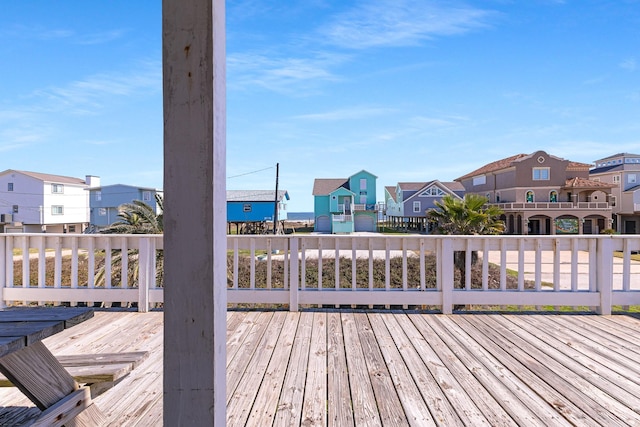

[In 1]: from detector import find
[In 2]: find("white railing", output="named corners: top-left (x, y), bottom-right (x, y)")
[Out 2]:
top-left (332, 214), bottom-right (353, 222)
top-left (1, 234), bottom-right (639, 314)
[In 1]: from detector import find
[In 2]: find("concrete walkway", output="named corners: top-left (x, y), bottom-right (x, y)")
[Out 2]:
top-left (486, 250), bottom-right (640, 290)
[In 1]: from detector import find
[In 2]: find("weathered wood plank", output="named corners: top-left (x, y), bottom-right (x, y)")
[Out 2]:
top-left (326, 311), bottom-right (354, 427)
top-left (386, 314), bottom-right (465, 427)
top-left (227, 311), bottom-right (287, 426)
top-left (226, 310), bottom-right (274, 400)
top-left (0, 321), bottom-right (63, 348)
top-left (300, 311), bottom-right (328, 426)
top-left (497, 314), bottom-right (640, 424)
top-left (342, 312), bottom-right (381, 426)
top-left (407, 314), bottom-right (493, 426)
top-left (468, 314), bottom-right (627, 426)
top-left (444, 315), bottom-right (571, 426)
top-left (274, 310), bottom-right (314, 426)
top-left (424, 316), bottom-right (518, 427)
top-left (245, 312), bottom-right (299, 427)
top-left (367, 313), bottom-right (436, 426)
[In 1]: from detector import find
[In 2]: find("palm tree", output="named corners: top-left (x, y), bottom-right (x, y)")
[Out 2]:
top-left (101, 195), bottom-right (163, 234)
top-left (95, 194), bottom-right (164, 289)
top-left (428, 194), bottom-right (505, 294)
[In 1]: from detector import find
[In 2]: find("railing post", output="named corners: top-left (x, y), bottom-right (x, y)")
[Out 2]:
top-left (138, 238), bottom-right (150, 313)
top-left (289, 237), bottom-right (299, 312)
top-left (441, 238), bottom-right (454, 314)
top-left (596, 236), bottom-right (613, 315)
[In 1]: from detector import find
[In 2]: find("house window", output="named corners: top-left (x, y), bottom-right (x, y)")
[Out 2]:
top-left (52, 205), bottom-right (64, 215)
top-left (95, 191), bottom-right (102, 201)
top-left (629, 174), bottom-right (637, 184)
top-left (613, 175), bottom-right (620, 183)
top-left (526, 191), bottom-right (534, 203)
top-left (485, 193), bottom-right (491, 202)
top-left (549, 191), bottom-right (558, 203)
top-left (610, 195), bottom-right (617, 207)
top-left (12, 205), bottom-right (18, 213)
top-left (68, 225), bottom-right (76, 233)
top-left (496, 192), bottom-right (501, 203)
top-left (413, 201), bottom-right (421, 213)
top-left (360, 178), bottom-right (367, 190)
top-left (143, 191), bottom-right (152, 201)
top-left (532, 168), bottom-right (549, 180)
top-left (473, 175), bottom-right (486, 186)
top-left (243, 203), bottom-right (252, 212)
top-left (99, 208), bottom-right (107, 216)
top-left (7, 183), bottom-right (13, 191)
top-left (52, 184), bottom-right (64, 193)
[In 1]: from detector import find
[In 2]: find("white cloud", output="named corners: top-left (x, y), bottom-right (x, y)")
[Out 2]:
top-left (620, 58), bottom-right (637, 71)
top-left (29, 60), bottom-right (161, 114)
top-left (228, 52), bottom-right (347, 94)
top-left (319, 0), bottom-right (495, 49)
top-left (293, 106), bottom-right (395, 121)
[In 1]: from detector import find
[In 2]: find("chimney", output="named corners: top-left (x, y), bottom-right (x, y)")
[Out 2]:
top-left (86, 175), bottom-right (101, 188)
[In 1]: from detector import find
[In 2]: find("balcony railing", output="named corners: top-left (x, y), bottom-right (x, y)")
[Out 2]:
top-left (1, 234), bottom-right (639, 314)
top-left (332, 214), bottom-right (353, 222)
top-left (494, 202), bottom-right (610, 210)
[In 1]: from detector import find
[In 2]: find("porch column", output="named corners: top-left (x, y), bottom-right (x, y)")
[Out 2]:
top-left (163, 0), bottom-right (227, 425)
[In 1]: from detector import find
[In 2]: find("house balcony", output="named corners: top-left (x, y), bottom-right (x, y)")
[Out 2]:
top-left (494, 202), bottom-right (611, 211)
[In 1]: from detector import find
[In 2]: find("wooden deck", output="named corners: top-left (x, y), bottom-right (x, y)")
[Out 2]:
top-left (1, 309), bottom-right (640, 426)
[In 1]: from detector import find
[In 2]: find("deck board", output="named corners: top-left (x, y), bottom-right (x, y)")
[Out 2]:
top-left (2, 310), bottom-right (640, 426)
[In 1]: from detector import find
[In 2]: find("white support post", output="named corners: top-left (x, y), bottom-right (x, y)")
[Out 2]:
top-left (289, 237), bottom-right (299, 312)
top-left (441, 238), bottom-right (454, 314)
top-left (138, 238), bottom-right (150, 313)
top-left (163, 0), bottom-right (227, 424)
top-left (596, 237), bottom-right (613, 315)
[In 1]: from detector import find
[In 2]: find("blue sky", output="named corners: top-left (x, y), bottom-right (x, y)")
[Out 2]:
top-left (1, 1), bottom-right (639, 212)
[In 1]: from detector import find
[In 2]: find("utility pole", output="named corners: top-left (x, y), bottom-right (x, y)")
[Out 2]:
top-left (273, 163), bottom-right (279, 235)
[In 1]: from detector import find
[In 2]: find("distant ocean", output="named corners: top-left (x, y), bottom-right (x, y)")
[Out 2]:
top-left (287, 212), bottom-right (314, 222)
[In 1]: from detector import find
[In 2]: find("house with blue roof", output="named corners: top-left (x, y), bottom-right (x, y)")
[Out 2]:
top-left (312, 170), bottom-right (378, 233)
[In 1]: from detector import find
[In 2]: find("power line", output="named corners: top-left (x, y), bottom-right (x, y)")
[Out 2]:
top-left (227, 166), bottom-right (274, 179)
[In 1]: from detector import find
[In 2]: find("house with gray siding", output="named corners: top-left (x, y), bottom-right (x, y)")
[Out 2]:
top-left (589, 152), bottom-right (640, 234)
top-left (384, 180), bottom-right (464, 233)
top-left (88, 184), bottom-right (163, 232)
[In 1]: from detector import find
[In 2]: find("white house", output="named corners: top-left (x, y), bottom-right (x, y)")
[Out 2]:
top-left (0, 169), bottom-right (99, 233)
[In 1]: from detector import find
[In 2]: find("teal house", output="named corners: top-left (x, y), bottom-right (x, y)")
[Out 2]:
top-left (312, 170), bottom-right (378, 233)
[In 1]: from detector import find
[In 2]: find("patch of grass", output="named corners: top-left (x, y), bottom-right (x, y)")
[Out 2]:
top-left (614, 251), bottom-right (640, 262)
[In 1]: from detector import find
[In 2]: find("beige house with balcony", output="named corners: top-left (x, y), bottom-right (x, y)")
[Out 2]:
top-left (456, 150), bottom-right (615, 235)
top-left (589, 152), bottom-right (640, 234)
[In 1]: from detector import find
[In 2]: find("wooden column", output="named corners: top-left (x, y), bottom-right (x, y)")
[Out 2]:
top-left (163, 0), bottom-right (227, 425)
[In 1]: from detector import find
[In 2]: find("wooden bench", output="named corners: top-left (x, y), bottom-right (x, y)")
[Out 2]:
top-left (0, 351), bottom-right (149, 397)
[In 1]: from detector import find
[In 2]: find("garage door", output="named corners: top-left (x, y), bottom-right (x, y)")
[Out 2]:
top-left (315, 216), bottom-right (331, 233)
top-left (354, 215), bottom-right (375, 232)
